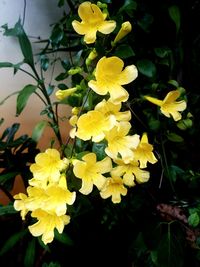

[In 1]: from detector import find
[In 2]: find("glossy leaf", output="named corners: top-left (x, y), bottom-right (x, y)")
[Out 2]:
top-left (16, 84), bottom-right (37, 116)
top-left (137, 59), bottom-right (156, 78)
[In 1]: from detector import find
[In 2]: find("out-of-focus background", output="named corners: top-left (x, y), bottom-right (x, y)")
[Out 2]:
top-left (0, 0), bottom-right (71, 149)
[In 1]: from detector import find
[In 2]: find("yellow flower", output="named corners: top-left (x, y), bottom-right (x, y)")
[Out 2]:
top-left (104, 121), bottom-right (140, 163)
top-left (94, 99), bottom-right (131, 125)
top-left (88, 56), bottom-right (138, 104)
top-left (13, 193), bottom-right (28, 220)
top-left (100, 175), bottom-right (127, 204)
top-left (30, 149), bottom-right (67, 185)
top-left (133, 133), bottom-right (157, 168)
top-left (69, 114), bottom-right (78, 139)
top-left (28, 209), bottom-right (70, 245)
top-left (75, 110), bottom-right (115, 142)
top-left (73, 153), bottom-right (112, 195)
top-left (113, 21), bottom-right (132, 44)
top-left (44, 174), bottom-right (76, 216)
top-left (72, 2), bottom-right (116, 44)
top-left (111, 159), bottom-right (150, 187)
top-left (145, 90), bottom-right (187, 121)
top-left (55, 87), bottom-right (77, 100)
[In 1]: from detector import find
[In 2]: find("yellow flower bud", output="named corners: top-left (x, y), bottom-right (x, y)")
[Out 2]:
top-left (86, 49), bottom-right (98, 66)
top-left (72, 107), bottom-right (80, 115)
top-left (113, 21), bottom-right (132, 44)
top-left (68, 67), bottom-right (82, 75)
top-left (55, 87), bottom-right (77, 100)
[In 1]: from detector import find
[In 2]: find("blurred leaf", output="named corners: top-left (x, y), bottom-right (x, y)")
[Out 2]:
top-left (54, 230), bottom-right (74, 246)
top-left (168, 80), bottom-right (179, 88)
top-left (58, 0), bottom-right (65, 7)
top-left (47, 85), bottom-right (55, 96)
top-left (50, 26), bottom-right (64, 46)
top-left (32, 121), bottom-right (47, 142)
top-left (168, 5), bottom-right (181, 33)
top-left (40, 55), bottom-right (49, 71)
top-left (167, 132), bottom-right (184, 143)
top-left (0, 230), bottom-right (27, 256)
top-left (42, 262), bottom-right (61, 267)
top-left (55, 72), bottom-right (69, 81)
top-left (0, 62), bottom-right (13, 68)
top-left (92, 141), bottom-right (107, 160)
top-left (137, 59), bottom-right (156, 78)
top-left (177, 119), bottom-right (193, 130)
top-left (2, 20), bottom-right (34, 66)
top-left (0, 172), bottom-right (19, 185)
top-left (154, 48), bottom-right (169, 58)
top-left (168, 165), bottom-right (185, 182)
top-left (188, 212), bottom-right (200, 227)
top-left (24, 239), bottom-right (36, 267)
top-left (0, 204), bottom-right (17, 215)
top-left (114, 44), bottom-right (135, 59)
top-left (138, 14), bottom-right (154, 32)
top-left (16, 84), bottom-right (37, 116)
top-left (119, 0), bottom-right (137, 15)
top-left (157, 233), bottom-right (184, 267)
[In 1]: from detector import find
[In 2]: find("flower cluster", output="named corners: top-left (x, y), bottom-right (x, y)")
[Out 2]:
top-left (14, 149), bottom-right (76, 244)
top-left (13, 1), bottom-right (187, 244)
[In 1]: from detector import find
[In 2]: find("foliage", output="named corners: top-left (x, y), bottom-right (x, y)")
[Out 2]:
top-left (0, 0), bottom-right (200, 266)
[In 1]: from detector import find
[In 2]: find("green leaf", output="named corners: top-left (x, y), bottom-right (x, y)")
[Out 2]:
top-left (24, 239), bottom-right (36, 267)
top-left (137, 59), bottom-right (156, 78)
top-left (119, 0), bottom-right (137, 15)
top-left (0, 204), bottom-right (18, 215)
top-left (168, 165), bottom-right (185, 182)
top-left (157, 233), bottom-right (184, 267)
top-left (188, 212), bottom-right (200, 227)
top-left (167, 132), bottom-right (184, 143)
top-left (40, 55), bottom-right (49, 71)
top-left (92, 141), bottom-right (107, 160)
top-left (16, 84), bottom-right (37, 115)
top-left (32, 121), bottom-right (47, 142)
top-left (177, 119), bottom-right (193, 130)
top-left (2, 20), bottom-right (34, 66)
top-left (168, 5), bottom-right (181, 33)
top-left (114, 44), bottom-right (135, 59)
top-left (54, 230), bottom-right (74, 246)
top-left (154, 47), bottom-right (169, 58)
top-left (0, 172), bottom-right (19, 185)
top-left (0, 62), bottom-right (13, 68)
top-left (0, 230), bottom-right (27, 256)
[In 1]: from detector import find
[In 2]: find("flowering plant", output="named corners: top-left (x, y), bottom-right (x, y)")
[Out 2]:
top-left (0, 1), bottom-right (199, 266)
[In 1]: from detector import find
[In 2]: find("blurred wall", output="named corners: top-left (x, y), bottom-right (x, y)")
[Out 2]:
top-left (0, 0), bottom-right (71, 149)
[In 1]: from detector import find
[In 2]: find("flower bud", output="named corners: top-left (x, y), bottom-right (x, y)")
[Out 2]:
top-left (113, 21), bottom-right (132, 44)
top-left (86, 49), bottom-right (98, 66)
top-left (68, 67), bottom-right (82, 75)
top-left (55, 87), bottom-right (77, 100)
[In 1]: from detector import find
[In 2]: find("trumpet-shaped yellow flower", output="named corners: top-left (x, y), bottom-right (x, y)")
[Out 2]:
top-left (95, 99), bottom-right (131, 125)
top-left (113, 21), bottom-right (132, 44)
top-left (133, 133), bottom-right (157, 168)
top-left (73, 153), bottom-right (112, 195)
top-left (13, 193), bottom-right (28, 220)
top-left (145, 90), bottom-right (187, 121)
top-left (30, 149), bottom-right (68, 185)
top-left (55, 87), bottom-right (77, 100)
top-left (111, 159), bottom-right (150, 187)
top-left (100, 175), bottom-right (127, 203)
top-left (72, 2), bottom-right (116, 44)
top-left (104, 122), bottom-right (140, 163)
top-left (29, 209), bottom-right (70, 245)
top-left (88, 56), bottom-right (138, 104)
top-left (75, 110), bottom-right (115, 142)
top-left (45, 175), bottom-right (76, 216)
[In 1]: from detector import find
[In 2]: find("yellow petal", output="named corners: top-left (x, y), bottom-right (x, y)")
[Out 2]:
top-left (78, 2), bottom-right (104, 22)
top-left (118, 65), bottom-right (138, 85)
top-left (98, 21), bottom-right (116, 34)
top-left (145, 96), bottom-right (163, 106)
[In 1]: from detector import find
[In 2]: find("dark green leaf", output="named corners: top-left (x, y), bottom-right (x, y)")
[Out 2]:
top-left (167, 132), bottom-right (184, 143)
top-left (58, 83), bottom-right (68, 90)
top-left (0, 204), bottom-right (18, 215)
top-left (114, 44), bottom-right (135, 59)
top-left (92, 141), bottom-right (107, 160)
top-left (32, 121), bottom-right (47, 142)
top-left (188, 212), bottom-right (200, 227)
top-left (0, 230), bottom-right (27, 256)
top-left (58, 0), bottom-right (65, 7)
top-left (47, 85), bottom-right (55, 96)
top-left (168, 165), bottom-right (185, 182)
top-left (54, 230), bottom-right (74, 246)
top-left (16, 84), bottom-right (37, 115)
top-left (168, 5), bottom-right (181, 33)
top-left (3, 20), bottom-right (34, 66)
top-left (0, 62), bottom-right (13, 68)
top-left (154, 47), bottom-right (169, 58)
top-left (55, 72), bottom-right (69, 81)
top-left (157, 233), bottom-right (184, 267)
top-left (138, 14), bottom-right (154, 32)
top-left (119, 0), bottom-right (137, 14)
top-left (0, 172), bottom-right (19, 185)
top-left (24, 239), bottom-right (36, 267)
top-left (40, 55), bottom-right (49, 71)
top-left (50, 26), bottom-right (64, 46)
top-left (137, 59), bottom-right (156, 78)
